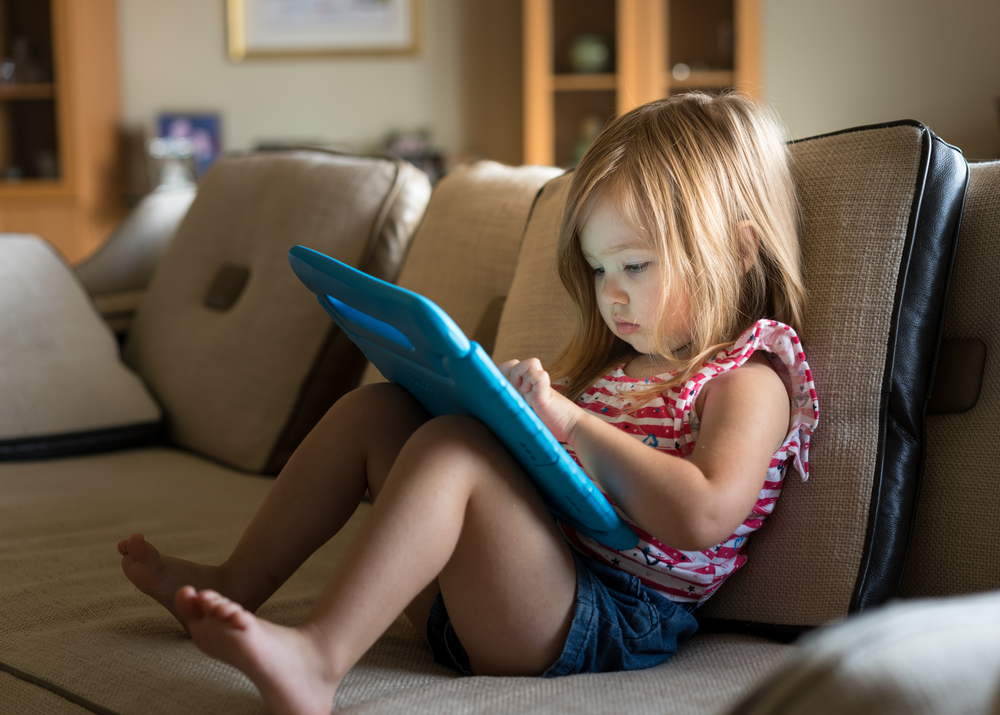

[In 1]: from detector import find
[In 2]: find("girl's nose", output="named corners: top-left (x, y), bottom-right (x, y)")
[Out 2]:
top-left (601, 277), bottom-right (629, 305)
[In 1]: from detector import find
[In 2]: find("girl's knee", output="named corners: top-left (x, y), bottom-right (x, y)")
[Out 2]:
top-left (340, 382), bottom-right (410, 410)
top-left (327, 383), bottom-right (425, 425)
top-left (409, 414), bottom-right (495, 455)
top-left (403, 415), bottom-right (525, 490)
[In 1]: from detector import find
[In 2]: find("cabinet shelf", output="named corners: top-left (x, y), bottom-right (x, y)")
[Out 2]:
top-left (553, 73), bottom-right (616, 91)
top-left (524, 0), bottom-right (761, 167)
top-left (0, 176), bottom-right (66, 193)
top-left (0, 82), bottom-right (55, 100)
top-left (0, 0), bottom-right (123, 263)
top-left (669, 70), bottom-right (734, 90)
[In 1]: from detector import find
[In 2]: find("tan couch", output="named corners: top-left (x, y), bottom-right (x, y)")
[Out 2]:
top-left (0, 126), bottom-right (997, 715)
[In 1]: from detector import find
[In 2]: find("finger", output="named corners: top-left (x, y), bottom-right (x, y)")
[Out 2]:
top-left (523, 357), bottom-right (544, 372)
top-left (497, 359), bottom-right (520, 375)
top-left (520, 370), bottom-right (545, 399)
top-left (507, 361), bottom-right (534, 389)
top-left (531, 365), bottom-right (551, 394)
top-left (520, 362), bottom-right (549, 390)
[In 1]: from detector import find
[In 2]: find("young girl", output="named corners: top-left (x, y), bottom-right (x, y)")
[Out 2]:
top-left (118, 92), bottom-right (817, 715)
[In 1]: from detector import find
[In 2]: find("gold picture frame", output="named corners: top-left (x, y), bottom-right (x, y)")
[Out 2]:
top-left (227, 0), bottom-right (421, 60)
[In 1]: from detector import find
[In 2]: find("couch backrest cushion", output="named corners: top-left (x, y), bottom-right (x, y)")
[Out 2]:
top-left (494, 122), bottom-right (967, 634)
top-left (76, 186), bottom-right (198, 296)
top-left (124, 150), bottom-right (431, 474)
top-left (359, 161), bottom-right (564, 385)
top-left (492, 175), bottom-right (575, 366)
top-left (0, 236), bottom-right (161, 459)
top-left (900, 160), bottom-right (1000, 599)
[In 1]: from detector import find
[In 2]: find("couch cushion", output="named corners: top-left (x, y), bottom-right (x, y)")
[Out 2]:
top-left (76, 186), bottom-right (198, 296)
top-left (359, 160), bottom-right (564, 385)
top-left (0, 235), bottom-right (162, 460)
top-left (0, 448), bottom-right (380, 715)
top-left (76, 187), bottom-right (198, 336)
top-left (492, 176), bottom-right (575, 366)
top-left (900, 160), bottom-right (1000, 599)
top-left (124, 151), bottom-right (431, 474)
top-left (494, 122), bottom-right (968, 634)
top-left (0, 671), bottom-right (93, 715)
top-left (339, 633), bottom-right (791, 715)
top-left (0, 447), bottom-right (791, 714)
top-left (725, 591), bottom-right (1000, 715)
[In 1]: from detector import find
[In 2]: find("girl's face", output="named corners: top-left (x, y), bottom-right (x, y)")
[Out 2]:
top-left (579, 191), bottom-right (693, 358)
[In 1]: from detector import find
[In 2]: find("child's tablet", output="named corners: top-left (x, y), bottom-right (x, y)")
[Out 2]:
top-left (289, 245), bottom-right (639, 550)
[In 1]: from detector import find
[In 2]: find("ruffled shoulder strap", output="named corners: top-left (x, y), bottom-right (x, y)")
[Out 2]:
top-left (672, 319), bottom-right (819, 481)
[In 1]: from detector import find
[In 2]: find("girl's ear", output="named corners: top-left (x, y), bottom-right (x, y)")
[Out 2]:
top-left (736, 220), bottom-right (761, 274)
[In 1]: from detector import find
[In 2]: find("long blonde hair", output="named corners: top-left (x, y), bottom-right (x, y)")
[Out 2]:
top-left (549, 92), bottom-right (805, 402)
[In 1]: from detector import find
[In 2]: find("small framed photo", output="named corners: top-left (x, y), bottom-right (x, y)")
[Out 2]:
top-left (227, 0), bottom-right (421, 60)
top-left (157, 113), bottom-right (222, 178)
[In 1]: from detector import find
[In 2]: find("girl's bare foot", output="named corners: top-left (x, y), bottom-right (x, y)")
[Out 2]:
top-left (175, 587), bottom-right (341, 715)
top-left (118, 533), bottom-right (228, 630)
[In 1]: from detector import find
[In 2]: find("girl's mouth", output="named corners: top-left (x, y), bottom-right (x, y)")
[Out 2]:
top-left (614, 320), bottom-right (639, 335)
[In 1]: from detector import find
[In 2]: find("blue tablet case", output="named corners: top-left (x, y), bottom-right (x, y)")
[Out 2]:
top-left (288, 245), bottom-right (638, 550)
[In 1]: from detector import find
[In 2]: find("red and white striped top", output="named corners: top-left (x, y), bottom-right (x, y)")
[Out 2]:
top-left (560, 319), bottom-right (819, 605)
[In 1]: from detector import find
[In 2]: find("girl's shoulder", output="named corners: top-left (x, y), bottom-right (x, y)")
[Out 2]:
top-left (690, 319), bottom-right (819, 478)
top-left (687, 320), bottom-right (816, 412)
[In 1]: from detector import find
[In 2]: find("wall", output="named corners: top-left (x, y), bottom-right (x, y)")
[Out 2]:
top-left (118, 0), bottom-right (467, 156)
top-left (118, 1), bottom-right (1000, 167)
top-left (766, 0), bottom-right (1000, 160)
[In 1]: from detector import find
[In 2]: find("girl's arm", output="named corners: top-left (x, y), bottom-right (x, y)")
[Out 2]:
top-left (500, 356), bottom-right (789, 552)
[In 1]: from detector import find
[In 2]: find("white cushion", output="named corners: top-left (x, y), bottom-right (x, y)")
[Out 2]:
top-left (0, 235), bottom-right (161, 459)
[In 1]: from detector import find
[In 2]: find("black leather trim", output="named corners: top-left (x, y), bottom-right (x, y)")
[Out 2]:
top-left (849, 128), bottom-right (968, 613)
top-left (0, 422), bottom-right (162, 461)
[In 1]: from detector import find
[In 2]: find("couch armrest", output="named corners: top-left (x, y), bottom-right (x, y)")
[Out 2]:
top-left (91, 289), bottom-right (146, 337)
top-left (76, 187), bottom-right (197, 296)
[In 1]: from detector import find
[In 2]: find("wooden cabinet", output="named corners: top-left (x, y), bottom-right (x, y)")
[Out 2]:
top-left (523, 0), bottom-right (761, 167)
top-left (0, 0), bottom-right (123, 264)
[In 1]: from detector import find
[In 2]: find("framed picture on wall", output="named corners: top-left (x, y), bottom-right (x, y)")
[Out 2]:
top-left (227, 0), bottom-right (421, 60)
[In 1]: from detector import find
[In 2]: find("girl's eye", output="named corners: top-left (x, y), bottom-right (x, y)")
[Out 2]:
top-left (625, 262), bottom-right (649, 274)
top-left (591, 266), bottom-right (605, 278)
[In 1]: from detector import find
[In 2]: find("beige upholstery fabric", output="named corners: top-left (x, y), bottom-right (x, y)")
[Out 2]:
top-left (76, 187), bottom-right (198, 336)
top-left (700, 125), bottom-right (923, 626)
top-left (124, 152), bottom-right (430, 473)
top-left (727, 591), bottom-right (1000, 715)
top-left (900, 161), bottom-right (1000, 598)
top-left (492, 174), bottom-right (575, 366)
top-left (0, 449), bottom-right (372, 715)
top-left (336, 633), bottom-right (790, 715)
top-left (0, 671), bottom-right (93, 715)
top-left (360, 161), bottom-right (563, 385)
top-left (494, 126), bottom-right (927, 628)
top-left (76, 186), bottom-right (198, 295)
top-left (0, 235), bottom-right (161, 443)
top-left (0, 449), bottom-right (790, 715)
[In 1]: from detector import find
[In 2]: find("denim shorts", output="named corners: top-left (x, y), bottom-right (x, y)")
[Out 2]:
top-left (426, 550), bottom-right (699, 677)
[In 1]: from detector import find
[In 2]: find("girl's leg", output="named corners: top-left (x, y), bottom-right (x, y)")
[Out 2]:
top-left (176, 414), bottom-right (578, 715)
top-left (118, 383), bottom-right (432, 623)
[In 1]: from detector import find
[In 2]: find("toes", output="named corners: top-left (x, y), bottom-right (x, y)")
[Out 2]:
top-left (126, 533), bottom-right (147, 559)
top-left (212, 599), bottom-right (241, 621)
top-left (117, 539), bottom-right (128, 555)
top-left (174, 586), bottom-right (203, 622)
top-left (197, 590), bottom-right (251, 630)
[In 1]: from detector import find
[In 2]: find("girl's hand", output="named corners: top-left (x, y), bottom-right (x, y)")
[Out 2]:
top-left (497, 358), bottom-right (581, 443)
